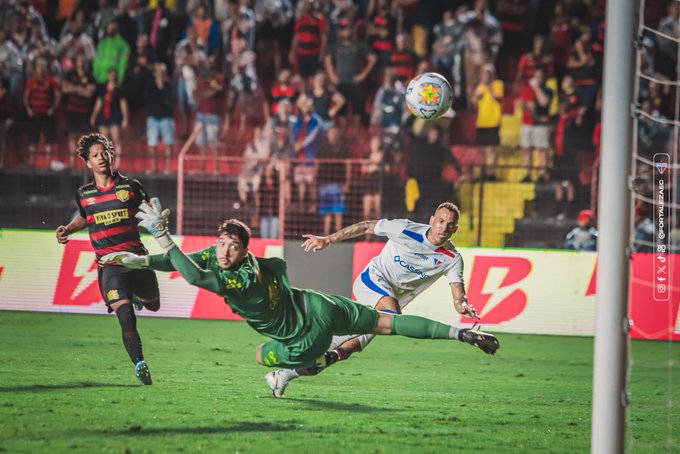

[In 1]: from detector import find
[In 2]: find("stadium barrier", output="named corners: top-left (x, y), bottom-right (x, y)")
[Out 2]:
top-left (0, 230), bottom-right (676, 340)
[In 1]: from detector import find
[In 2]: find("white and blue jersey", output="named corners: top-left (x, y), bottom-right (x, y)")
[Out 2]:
top-left (352, 219), bottom-right (464, 310)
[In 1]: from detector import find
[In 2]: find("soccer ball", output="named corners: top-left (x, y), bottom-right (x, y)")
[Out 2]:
top-left (404, 72), bottom-right (453, 120)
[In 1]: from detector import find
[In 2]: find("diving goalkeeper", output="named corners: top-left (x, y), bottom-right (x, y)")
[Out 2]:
top-left (101, 198), bottom-right (499, 375)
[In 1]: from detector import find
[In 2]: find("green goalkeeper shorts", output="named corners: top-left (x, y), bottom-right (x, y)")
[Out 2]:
top-left (259, 290), bottom-right (380, 368)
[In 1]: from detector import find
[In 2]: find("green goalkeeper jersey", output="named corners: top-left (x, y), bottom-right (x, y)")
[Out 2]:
top-left (148, 247), bottom-right (308, 342)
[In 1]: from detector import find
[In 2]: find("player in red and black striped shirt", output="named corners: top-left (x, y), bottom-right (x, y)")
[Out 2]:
top-left (55, 133), bottom-right (159, 385)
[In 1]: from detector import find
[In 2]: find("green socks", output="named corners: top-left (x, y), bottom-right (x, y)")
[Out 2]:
top-left (390, 314), bottom-right (460, 340)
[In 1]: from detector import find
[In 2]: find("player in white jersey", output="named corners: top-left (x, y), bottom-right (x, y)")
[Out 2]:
top-left (265, 202), bottom-right (498, 397)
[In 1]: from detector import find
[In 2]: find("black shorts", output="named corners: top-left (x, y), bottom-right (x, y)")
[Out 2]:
top-left (337, 82), bottom-right (365, 116)
top-left (66, 111), bottom-right (92, 134)
top-left (296, 54), bottom-right (321, 78)
top-left (27, 115), bottom-right (57, 145)
top-left (476, 127), bottom-right (500, 146)
top-left (551, 152), bottom-right (578, 183)
top-left (98, 265), bottom-right (160, 313)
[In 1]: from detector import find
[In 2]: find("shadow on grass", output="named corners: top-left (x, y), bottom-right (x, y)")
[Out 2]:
top-left (288, 397), bottom-right (399, 413)
top-left (103, 422), bottom-right (298, 436)
top-left (0, 382), bottom-right (139, 393)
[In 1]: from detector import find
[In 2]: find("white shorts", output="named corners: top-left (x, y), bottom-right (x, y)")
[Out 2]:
top-left (352, 267), bottom-right (397, 308)
top-left (520, 125), bottom-right (550, 150)
top-left (293, 165), bottom-right (315, 184)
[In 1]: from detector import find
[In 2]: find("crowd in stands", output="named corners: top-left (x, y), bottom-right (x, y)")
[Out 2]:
top-left (0, 0), bottom-right (673, 248)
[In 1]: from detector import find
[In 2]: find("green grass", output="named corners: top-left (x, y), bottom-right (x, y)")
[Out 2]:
top-left (0, 312), bottom-right (677, 453)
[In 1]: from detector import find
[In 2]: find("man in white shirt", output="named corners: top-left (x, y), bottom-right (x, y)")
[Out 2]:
top-left (266, 202), bottom-right (497, 397)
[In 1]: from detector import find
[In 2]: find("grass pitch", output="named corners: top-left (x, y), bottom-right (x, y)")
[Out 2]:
top-left (0, 312), bottom-right (677, 453)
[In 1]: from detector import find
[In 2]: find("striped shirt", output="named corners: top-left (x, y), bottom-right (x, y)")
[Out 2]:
top-left (25, 76), bottom-right (59, 115)
top-left (76, 173), bottom-right (149, 260)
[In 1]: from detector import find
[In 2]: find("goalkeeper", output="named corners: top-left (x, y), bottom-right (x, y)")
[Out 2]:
top-left (102, 198), bottom-right (499, 377)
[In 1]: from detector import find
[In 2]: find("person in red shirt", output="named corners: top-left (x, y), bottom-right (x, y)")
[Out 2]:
top-left (550, 2), bottom-right (573, 80)
top-left (289, 0), bottom-right (327, 82)
top-left (193, 58), bottom-right (224, 174)
top-left (23, 57), bottom-right (61, 168)
top-left (515, 34), bottom-right (553, 89)
top-left (389, 32), bottom-right (419, 84)
top-left (62, 55), bottom-right (97, 168)
top-left (264, 68), bottom-right (299, 122)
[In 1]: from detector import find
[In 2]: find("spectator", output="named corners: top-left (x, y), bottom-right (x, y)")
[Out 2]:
top-left (462, 0), bottom-right (502, 103)
top-left (409, 0), bottom-right (436, 58)
top-left (657, 1), bottom-right (680, 80)
top-left (360, 135), bottom-right (385, 227)
top-left (265, 98), bottom-right (295, 159)
top-left (237, 126), bottom-right (270, 227)
top-left (260, 152), bottom-right (283, 239)
top-left (408, 125), bottom-right (461, 221)
top-left (223, 36), bottom-right (258, 135)
top-left (237, 0), bottom-right (256, 50)
top-left (93, 0), bottom-right (117, 43)
top-left (264, 68), bottom-right (298, 122)
top-left (316, 126), bottom-right (351, 236)
top-left (431, 7), bottom-right (467, 82)
top-left (23, 18), bottom-right (58, 75)
top-left (550, 2), bottom-right (574, 80)
top-left (370, 68), bottom-right (403, 136)
top-left (637, 99), bottom-right (671, 160)
top-left (23, 57), bottom-right (60, 168)
top-left (144, 0), bottom-right (178, 68)
top-left (565, 209), bottom-right (598, 251)
top-left (186, 2), bottom-right (221, 56)
top-left (324, 19), bottom-right (377, 127)
top-left (90, 67), bottom-right (128, 169)
top-left (0, 76), bottom-right (12, 169)
top-left (145, 63), bottom-right (176, 174)
top-left (193, 58), bottom-right (224, 174)
top-left (93, 19), bottom-right (131, 84)
top-left (291, 93), bottom-right (324, 210)
top-left (115, 0), bottom-right (139, 50)
top-left (307, 71), bottom-right (345, 129)
top-left (174, 25), bottom-right (206, 138)
top-left (519, 67), bottom-right (552, 183)
top-left (389, 32), bottom-right (419, 85)
top-left (515, 34), bottom-right (553, 89)
top-left (220, 0), bottom-right (254, 62)
top-left (0, 26), bottom-right (25, 101)
top-left (471, 63), bottom-right (503, 181)
top-left (56, 14), bottom-right (97, 71)
top-left (59, 9), bottom-right (95, 42)
top-left (289, 0), bottom-right (327, 82)
top-left (566, 37), bottom-right (597, 111)
top-left (366, 0), bottom-right (395, 76)
top-left (253, 0), bottom-right (294, 73)
top-left (553, 75), bottom-right (587, 219)
top-left (125, 33), bottom-right (154, 115)
top-left (62, 55), bottom-right (97, 168)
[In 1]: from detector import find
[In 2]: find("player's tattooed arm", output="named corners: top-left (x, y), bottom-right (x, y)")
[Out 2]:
top-left (301, 221), bottom-right (378, 252)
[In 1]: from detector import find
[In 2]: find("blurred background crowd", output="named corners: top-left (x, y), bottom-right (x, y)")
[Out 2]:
top-left (0, 0), bottom-right (674, 250)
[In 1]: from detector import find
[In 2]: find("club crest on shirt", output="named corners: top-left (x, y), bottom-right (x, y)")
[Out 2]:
top-left (107, 289), bottom-right (119, 301)
top-left (116, 189), bottom-right (130, 202)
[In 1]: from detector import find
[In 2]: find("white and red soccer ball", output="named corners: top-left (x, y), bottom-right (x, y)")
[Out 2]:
top-left (405, 72), bottom-right (453, 120)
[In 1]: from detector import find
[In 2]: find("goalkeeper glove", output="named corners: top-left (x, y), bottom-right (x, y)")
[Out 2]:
top-left (136, 197), bottom-right (175, 251)
top-left (100, 251), bottom-right (150, 269)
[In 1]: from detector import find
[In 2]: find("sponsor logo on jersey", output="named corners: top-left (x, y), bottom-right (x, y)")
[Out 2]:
top-left (414, 253), bottom-right (428, 261)
top-left (434, 257), bottom-right (442, 266)
top-left (94, 209), bottom-right (129, 225)
top-left (86, 197), bottom-right (96, 205)
top-left (116, 184), bottom-right (131, 189)
top-left (394, 255), bottom-right (429, 279)
top-left (82, 189), bottom-right (98, 195)
top-left (107, 289), bottom-right (119, 301)
top-left (226, 278), bottom-right (242, 290)
top-left (116, 189), bottom-right (130, 202)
